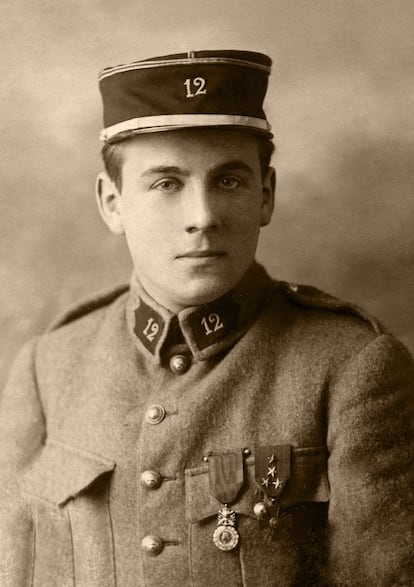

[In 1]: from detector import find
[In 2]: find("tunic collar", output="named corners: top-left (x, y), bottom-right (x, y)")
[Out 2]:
top-left (126, 262), bottom-right (274, 364)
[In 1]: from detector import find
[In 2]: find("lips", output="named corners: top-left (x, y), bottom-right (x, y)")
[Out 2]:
top-left (177, 250), bottom-right (226, 258)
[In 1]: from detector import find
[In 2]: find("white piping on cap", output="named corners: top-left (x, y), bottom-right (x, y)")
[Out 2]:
top-left (99, 57), bottom-right (271, 81)
top-left (99, 114), bottom-right (272, 141)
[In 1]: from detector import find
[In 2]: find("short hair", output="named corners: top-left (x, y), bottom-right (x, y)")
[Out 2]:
top-left (101, 131), bottom-right (275, 192)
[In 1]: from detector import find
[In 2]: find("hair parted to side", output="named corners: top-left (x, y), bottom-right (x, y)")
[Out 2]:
top-left (101, 131), bottom-right (275, 192)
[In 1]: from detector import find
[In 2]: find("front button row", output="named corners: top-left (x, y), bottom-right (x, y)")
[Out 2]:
top-left (141, 534), bottom-right (164, 556)
top-left (141, 470), bottom-right (162, 489)
top-left (145, 404), bottom-right (166, 425)
top-left (169, 354), bottom-right (191, 374)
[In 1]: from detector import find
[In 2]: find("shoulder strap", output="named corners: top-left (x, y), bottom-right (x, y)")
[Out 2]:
top-left (279, 281), bottom-right (385, 335)
top-left (47, 283), bottom-right (130, 331)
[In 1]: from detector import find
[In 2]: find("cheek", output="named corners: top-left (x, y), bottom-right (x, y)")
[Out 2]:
top-left (228, 191), bottom-right (263, 218)
top-left (119, 208), bottom-right (150, 254)
top-left (121, 208), bottom-right (175, 259)
top-left (227, 204), bottom-right (262, 234)
top-left (121, 197), bottom-right (152, 233)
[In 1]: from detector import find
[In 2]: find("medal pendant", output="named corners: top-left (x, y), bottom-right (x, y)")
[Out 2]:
top-left (213, 505), bottom-right (239, 551)
top-left (213, 525), bottom-right (239, 551)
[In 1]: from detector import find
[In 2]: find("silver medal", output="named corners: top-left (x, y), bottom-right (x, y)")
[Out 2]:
top-left (213, 505), bottom-right (239, 551)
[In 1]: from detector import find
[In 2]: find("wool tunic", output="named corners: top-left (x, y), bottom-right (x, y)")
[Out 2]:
top-left (0, 264), bottom-right (413, 586)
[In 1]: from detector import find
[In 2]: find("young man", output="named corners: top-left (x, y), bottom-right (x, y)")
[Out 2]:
top-left (0, 50), bottom-right (412, 586)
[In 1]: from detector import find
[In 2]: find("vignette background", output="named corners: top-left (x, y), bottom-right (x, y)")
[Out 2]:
top-left (1, 0), bottom-right (413, 389)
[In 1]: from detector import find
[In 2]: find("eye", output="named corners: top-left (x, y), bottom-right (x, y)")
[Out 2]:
top-left (218, 176), bottom-right (241, 190)
top-left (151, 178), bottom-right (182, 192)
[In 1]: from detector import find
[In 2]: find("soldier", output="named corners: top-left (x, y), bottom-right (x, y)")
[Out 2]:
top-left (0, 50), bottom-right (413, 586)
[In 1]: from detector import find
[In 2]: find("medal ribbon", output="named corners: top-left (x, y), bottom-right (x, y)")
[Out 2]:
top-left (208, 451), bottom-right (244, 505)
top-left (255, 445), bottom-right (291, 498)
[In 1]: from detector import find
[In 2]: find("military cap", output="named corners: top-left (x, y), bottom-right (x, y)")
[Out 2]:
top-left (98, 49), bottom-right (272, 143)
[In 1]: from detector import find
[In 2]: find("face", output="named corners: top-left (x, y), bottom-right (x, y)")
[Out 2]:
top-left (97, 129), bottom-right (275, 313)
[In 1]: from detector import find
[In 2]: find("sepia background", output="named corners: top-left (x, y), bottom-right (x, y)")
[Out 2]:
top-left (1, 0), bottom-right (413, 390)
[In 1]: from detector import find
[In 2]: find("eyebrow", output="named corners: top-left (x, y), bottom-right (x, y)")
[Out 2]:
top-left (212, 160), bottom-right (255, 176)
top-left (141, 165), bottom-right (191, 177)
top-left (141, 160), bottom-right (254, 178)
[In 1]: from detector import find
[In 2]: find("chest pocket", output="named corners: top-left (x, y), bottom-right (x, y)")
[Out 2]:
top-left (185, 447), bottom-right (330, 587)
top-left (20, 439), bottom-right (116, 587)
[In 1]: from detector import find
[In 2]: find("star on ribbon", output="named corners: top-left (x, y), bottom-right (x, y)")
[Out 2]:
top-left (267, 454), bottom-right (276, 464)
top-left (267, 465), bottom-right (277, 477)
top-left (272, 478), bottom-right (282, 489)
top-left (261, 477), bottom-right (270, 488)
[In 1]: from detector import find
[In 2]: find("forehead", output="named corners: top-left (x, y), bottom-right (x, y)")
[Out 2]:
top-left (120, 128), bottom-right (261, 171)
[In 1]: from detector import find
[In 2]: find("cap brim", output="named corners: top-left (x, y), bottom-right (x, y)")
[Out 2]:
top-left (100, 114), bottom-right (272, 142)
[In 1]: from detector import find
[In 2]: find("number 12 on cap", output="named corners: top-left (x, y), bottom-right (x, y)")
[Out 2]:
top-left (184, 77), bottom-right (207, 98)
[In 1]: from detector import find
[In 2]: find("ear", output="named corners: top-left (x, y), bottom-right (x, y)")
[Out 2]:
top-left (95, 172), bottom-right (125, 235)
top-left (260, 166), bottom-right (276, 227)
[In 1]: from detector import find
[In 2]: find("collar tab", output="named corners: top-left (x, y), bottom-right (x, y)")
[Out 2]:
top-left (134, 299), bottom-right (166, 354)
top-left (182, 296), bottom-right (239, 351)
top-left (128, 263), bottom-right (274, 362)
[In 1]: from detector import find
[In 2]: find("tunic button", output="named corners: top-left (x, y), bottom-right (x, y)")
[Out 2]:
top-left (141, 470), bottom-right (162, 489)
top-left (169, 354), bottom-right (191, 374)
top-left (145, 404), bottom-right (166, 425)
top-left (253, 501), bottom-right (269, 519)
top-left (141, 535), bottom-right (164, 556)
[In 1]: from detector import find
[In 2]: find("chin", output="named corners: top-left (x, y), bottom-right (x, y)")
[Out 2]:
top-left (177, 276), bottom-right (235, 307)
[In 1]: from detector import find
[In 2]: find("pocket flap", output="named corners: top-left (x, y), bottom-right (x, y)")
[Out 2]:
top-left (20, 439), bottom-right (116, 506)
top-left (186, 447), bottom-right (329, 523)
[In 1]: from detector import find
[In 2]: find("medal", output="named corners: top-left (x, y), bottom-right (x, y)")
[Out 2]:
top-left (208, 451), bottom-right (244, 551)
top-left (212, 505), bottom-right (239, 551)
top-left (254, 445), bottom-right (291, 540)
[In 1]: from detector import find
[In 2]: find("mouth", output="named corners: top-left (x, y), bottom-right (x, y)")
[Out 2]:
top-left (177, 250), bottom-right (226, 259)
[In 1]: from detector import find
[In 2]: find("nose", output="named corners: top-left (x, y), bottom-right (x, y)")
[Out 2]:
top-left (184, 183), bottom-right (221, 234)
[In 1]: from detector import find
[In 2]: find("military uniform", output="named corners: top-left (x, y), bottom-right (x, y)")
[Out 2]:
top-left (1, 50), bottom-right (413, 586)
top-left (0, 263), bottom-right (413, 586)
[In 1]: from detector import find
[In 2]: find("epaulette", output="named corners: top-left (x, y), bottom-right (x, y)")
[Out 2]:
top-left (47, 283), bottom-right (130, 332)
top-left (279, 281), bottom-right (385, 335)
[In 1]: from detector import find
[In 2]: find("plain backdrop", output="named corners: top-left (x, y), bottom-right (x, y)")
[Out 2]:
top-left (1, 0), bottom-right (413, 390)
